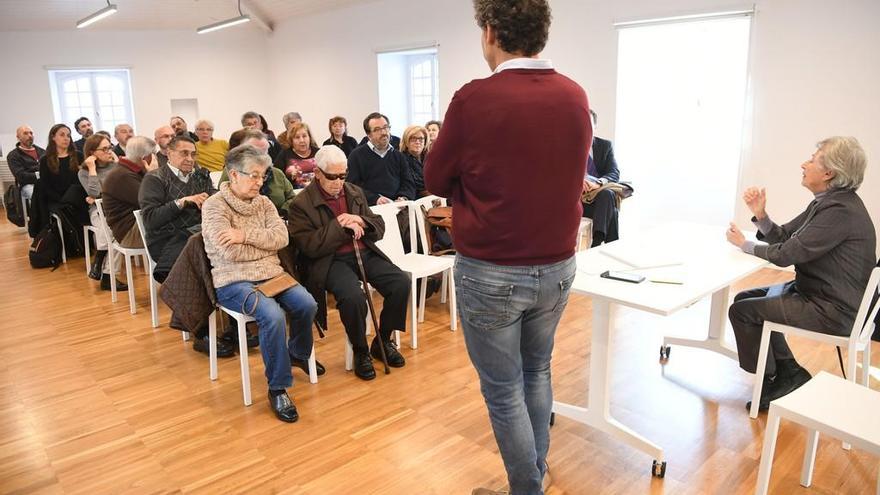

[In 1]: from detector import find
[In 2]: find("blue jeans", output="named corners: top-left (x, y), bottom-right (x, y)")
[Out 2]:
top-left (216, 280), bottom-right (317, 390)
top-left (455, 254), bottom-right (576, 495)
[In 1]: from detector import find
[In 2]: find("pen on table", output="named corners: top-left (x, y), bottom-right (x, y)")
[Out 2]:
top-left (649, 279), bottom-right (683, 285)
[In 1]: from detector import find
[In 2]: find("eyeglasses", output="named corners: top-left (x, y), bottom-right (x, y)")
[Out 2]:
top-left (174, 150), bottom-right (198, 159)
top-left (321, 171), bottom-right (347, 181)
top-left (369, 125), bottom-right (391, 134)
top-left (409, 137), bottom-right (425, 142)
top-left (95, 146), bottom-right (113, 152)
top-left (196, 127), bottom-right (213, 132)
top-left (240, 171), bottom-right (267, 182)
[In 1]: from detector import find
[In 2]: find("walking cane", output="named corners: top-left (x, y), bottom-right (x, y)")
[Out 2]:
top-left (350, 235), bottom-right (391, 374)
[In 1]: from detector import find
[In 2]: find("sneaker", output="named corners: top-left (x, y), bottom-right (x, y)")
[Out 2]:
top-left (192, 335), bottom-right (235, 358)
top-left (370, 337), bottom-right (406, 367)
top-left (354, 352), bottom-right (376, 381)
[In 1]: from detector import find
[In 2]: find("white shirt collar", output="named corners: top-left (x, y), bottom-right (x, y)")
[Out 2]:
top-left (494, 58), bottom-right (554, 73)
top-left (166, 163), bottom-right (191, 183)
top-left (367, 140), bottom-right (391, 158)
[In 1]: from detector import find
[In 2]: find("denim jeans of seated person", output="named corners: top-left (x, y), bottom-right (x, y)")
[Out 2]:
top-left (216, 281), bottom-right (317, 390)
top-left (455, 254), bottom-right (576, 495)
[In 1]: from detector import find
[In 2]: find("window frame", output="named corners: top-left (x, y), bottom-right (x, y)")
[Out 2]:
top-left (48, 68), bottom-right (136, 133)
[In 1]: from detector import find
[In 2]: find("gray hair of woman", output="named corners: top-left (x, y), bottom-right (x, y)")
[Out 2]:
top-left (282, 112), bottom-right (303, 128)
top-left (818, 136), bottom-right (867, 190)
top-left (124, 136), bottom-right (159, 161)
top-left (315, 145), bottom-right (347, 172)
top-left (225, 144), bottom-right (272, 173)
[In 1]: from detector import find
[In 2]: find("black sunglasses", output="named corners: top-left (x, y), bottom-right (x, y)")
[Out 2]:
top-left (322, 171), bottom-right (347, 181)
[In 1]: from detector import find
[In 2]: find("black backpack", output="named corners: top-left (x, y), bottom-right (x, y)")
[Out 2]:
top-left (29, 221), bottom-right (62, 269)
top-left (4, 184), bottom-right (25, 227)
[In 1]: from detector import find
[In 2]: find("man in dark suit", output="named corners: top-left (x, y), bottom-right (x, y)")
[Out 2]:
top-left (582, 110), bottom-right (620, 246)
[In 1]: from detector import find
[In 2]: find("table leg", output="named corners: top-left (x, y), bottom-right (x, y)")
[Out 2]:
top-left (662, 286), bottom-right (738, 361)
top-left (552, 300), bottom-right (664, 468)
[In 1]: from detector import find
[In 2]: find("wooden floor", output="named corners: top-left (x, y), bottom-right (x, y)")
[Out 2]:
top-left (0, 216), bottom-right (876, 495)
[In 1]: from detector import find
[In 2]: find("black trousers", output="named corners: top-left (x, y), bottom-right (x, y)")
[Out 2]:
top-left (728, 282), bottom-right (845, 376)
top-left (150, 230), bottom-right (191, 283)
top-left (325, 250), bottom-right (411, 354)
top-left (582, 189), bottom-right (618, 246)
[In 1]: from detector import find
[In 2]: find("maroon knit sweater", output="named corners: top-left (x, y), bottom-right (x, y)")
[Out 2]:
top-left (424, 68), bottom-right (591, 265)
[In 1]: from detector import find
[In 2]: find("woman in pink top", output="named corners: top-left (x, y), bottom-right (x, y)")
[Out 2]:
top-left (273, 122), bottom-right (318, 188)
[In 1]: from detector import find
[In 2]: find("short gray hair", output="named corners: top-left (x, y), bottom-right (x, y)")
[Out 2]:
top-left (125, 136), bottom-right (159, 160)
top-left (282, 112), bottom-right (302, 127)
top-left (225, 144), bottom-right (271, 173)
top-left (315, 145), bottom-right (347, 172)
top-left (817, 136), bottom-right (866, 190)
top-left (241, 111), bottom-right (260, 125)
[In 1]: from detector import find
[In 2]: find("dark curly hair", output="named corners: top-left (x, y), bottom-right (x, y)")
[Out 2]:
top-left (473, 0), bottom-right (551, 56)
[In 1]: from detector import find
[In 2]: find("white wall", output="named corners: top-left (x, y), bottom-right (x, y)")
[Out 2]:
top-left (0, 29), bottom-right (271, 146)
top-left (265, 0), bottom-right (880, 247)
top-left (2, 0), bottom-right (878, 249)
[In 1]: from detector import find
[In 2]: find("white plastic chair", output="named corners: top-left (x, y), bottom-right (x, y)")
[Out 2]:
top-left (577, 217), bottom-right (593, 251)
top-left (412, 195), bottom-right (455, 307)
top-left (50, 213), bottom-right (67, 264)
top-left (94, 199), bottom-right (148, 314)
top-left (750, 267), bottom-right (880, 418)
top-left (209, 171), bottom-right (222, 189)
top-left (755, 371), bottom-right (880, 495)
top-left (132, 210), bottom-right (162, 329)
top-left (208, 305), bottom-right (318, 406)
top-left (82, 225), bottom-right (99, 276)
top-left (370, 201), bottom-right (457, 349)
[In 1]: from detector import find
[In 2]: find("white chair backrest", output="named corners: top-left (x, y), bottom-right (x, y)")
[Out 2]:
top-left (132, 210), bottom-right (156, 268)
top-left (852, 266), bottom-right (880, 344)
top-left (412, 195), bottom-right (447, 254)
top-left (370, 202), bottom-right (408, 260)
top-left (93, 199), bottom-right (116, 245)
top-left (209, 171), bottom-right (222, 189)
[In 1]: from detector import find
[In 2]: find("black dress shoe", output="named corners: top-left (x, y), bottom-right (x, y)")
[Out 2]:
top-left (89, 250), bottom-right (107, 281)
top-left (371, 337), bottom-right (406, 368)
top-left (746, 374), bottom-right (777, 411)
top-left (192, 335), bottom-right (235, 358)
top-left (269, 391), bottom-right (299, 423)
top-left (221, 330), bottom-right (259, 349)
top-left (100, 273), bottom-right (128, 291)
top-left (747, 367), bottom-right (812, 411)
top-left (354, 352), bottom-right (376, 380)
top-left (291, 357), bottom-right (325, 376)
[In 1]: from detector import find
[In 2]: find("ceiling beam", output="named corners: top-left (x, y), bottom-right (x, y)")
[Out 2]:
top-left (240, 0), bottom-right (273, 34)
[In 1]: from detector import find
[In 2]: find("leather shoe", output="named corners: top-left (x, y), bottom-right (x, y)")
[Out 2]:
top-left (291, 357), bottom-right (325, 376)
top-left (192, 335), bottom-right (235, 358)
top-left (221, 330), bottom-right (259, 349)
top-left (100, 273), bottom-right (128, 291)
top-left (371, 337), bottom-right (405, 367)
top-left (354, 352), bottom-right (376, 380)
top-left (268, 391), bottom-right (299, 423)
top-left (746, 366), bottom-right (812, 411)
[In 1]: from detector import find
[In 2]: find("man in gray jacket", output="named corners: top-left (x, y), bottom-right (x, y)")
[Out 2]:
top-left (726, 136), bottom-right (876, 411)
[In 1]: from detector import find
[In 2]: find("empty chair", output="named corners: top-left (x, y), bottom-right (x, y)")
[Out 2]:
top-left (750, 267), bottom-right (880, 418)
top-left (755, 371), bottom-right (880, 495)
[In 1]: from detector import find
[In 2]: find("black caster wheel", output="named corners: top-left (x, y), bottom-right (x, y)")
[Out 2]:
top-left (659, 345), bottom-right (671, 360)
top-left (549, 412), bottom-right (555, 427)
top-left (651, 460), bottom-right (667, 478)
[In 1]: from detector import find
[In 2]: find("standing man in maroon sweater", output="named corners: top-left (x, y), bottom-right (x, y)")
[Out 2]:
top-left (424, 2), bottom-right (591, 494)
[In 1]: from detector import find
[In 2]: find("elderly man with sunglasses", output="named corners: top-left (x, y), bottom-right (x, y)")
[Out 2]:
top-left (289, 145), bottom-right (411, 381)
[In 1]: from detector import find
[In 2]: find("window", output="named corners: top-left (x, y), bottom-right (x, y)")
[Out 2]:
top-left (48, 69), bottom-right (135, 132)
top-left (378, 47), bottom-right (439, 131)
top-left (613, 14), bottom-right (752, 232)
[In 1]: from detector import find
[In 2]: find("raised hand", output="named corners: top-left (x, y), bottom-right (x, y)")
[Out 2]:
top-left (742, 187), bottom-right (767, 219)
top-left (726, 222), bottom-right (746, 248)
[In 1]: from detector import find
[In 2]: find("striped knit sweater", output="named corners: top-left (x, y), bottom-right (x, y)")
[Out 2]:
top-left (202, 182), bottom-right (288, 288)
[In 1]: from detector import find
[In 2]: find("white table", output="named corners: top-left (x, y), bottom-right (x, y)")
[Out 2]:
top-left (552, 222), bottom-right (767, 477)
